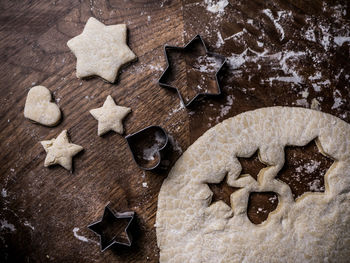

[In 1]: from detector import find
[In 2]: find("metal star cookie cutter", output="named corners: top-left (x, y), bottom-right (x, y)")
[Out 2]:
top-left (158, 34), bottom-right (227, 108)
top-left (88, 204), bottom-right (135, 252)
top-left (125, 125), bottom-right (169, 171)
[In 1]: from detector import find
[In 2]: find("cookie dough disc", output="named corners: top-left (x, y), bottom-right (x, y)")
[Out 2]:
top-left (156, 107), bottom-right (350, 263)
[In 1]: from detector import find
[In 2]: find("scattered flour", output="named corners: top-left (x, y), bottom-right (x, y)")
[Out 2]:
top-left (311, 98), bottom-right (321, 111)
top-left (331, 90), bottom-right (344, 110)
top-left (300, 89), bottom-right (309, 98)
top-left (215, 95), bottom-right (235, 122)
top-left (318, 24), bottom-right (331, 50)
top-left (312, 79), bottom-right (330, 92)
top-left (143, 144), bottom-right (160, 161)
top-left (308, 179), bottom-right (325, 192)
top-left (204, 0), bottom-right (229, 14)
top-left (142, 131), bottom-right (166, 161)
top-left (168, 101), bottom-right (185, 116)
top-left (149, 64), bottom-right (164, 71)
top-left (268, 195), bottom-right (278, 203)
top-left (309, 72), bottom-right (322, 81)
top-left (295, 99), bottom-right (309, 108)
top-left (142, 182), bottom-right (148, 188)
top-left (304, 28), bottom-right (316, 42)
top-left (1, 188), bottom-right (7, 198)
top-left (295, 160), bottom-right (321, 174)
top-left (195, 55), bottom-right (223, 73)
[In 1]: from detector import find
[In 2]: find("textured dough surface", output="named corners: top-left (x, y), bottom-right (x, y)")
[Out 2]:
top-left (89, 95), bottom-right (131, 136)
top-left (67, 17), bottom-right (136, 83)
top-left (156, 107), bottom-right (350, 263)
top-left (24, 85), bottom-right (61, 126)
top-left (41, 130), bottom-right (83, 171)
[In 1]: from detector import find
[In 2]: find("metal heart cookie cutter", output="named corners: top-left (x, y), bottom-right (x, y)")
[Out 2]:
top-left (125, 125), bottom-right (170, 171)
top-left (158, 34), bottom-right (227, 108)
top-left (88, 204), bottom-right (135, 252)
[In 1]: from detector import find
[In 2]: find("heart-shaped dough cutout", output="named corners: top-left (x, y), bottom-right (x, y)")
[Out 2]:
top-left (24, 86), bottom-right (61, 126)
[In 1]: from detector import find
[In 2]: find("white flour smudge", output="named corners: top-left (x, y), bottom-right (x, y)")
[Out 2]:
top-left (334, 36), bottom-right (350, 46)
top-left (262, 9), bottom-right (290, 41)
top-left (216, 31), bottom-right (224, 48)
top-left (0, 219), bottom-right (16, 232)
top-left (224, 29), bottom-right (246, 41)
top-left (24, 221), bottom-right (35, 231)
top-left (168, 134), bottom-right (183, 154)
top-left (73, 227), bottom-right (89, 242)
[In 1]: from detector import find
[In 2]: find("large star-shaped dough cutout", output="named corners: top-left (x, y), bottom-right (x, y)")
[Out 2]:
top-left (90, 95), bottom-right (131, 136)
top-left (40, 130), bottom-right (83, 171)
top-left (67, 17), bottom-right (136, 83)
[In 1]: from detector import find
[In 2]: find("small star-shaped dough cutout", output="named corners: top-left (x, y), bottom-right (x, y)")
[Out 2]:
top-left (90, 95), bottom-right (131, 136)
top-left (67, 17), bottom-right (136, 83)
top-left (40, 130), bottom-right (83, 171)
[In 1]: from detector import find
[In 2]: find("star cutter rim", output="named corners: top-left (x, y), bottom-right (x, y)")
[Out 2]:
top-left (125, 125), bottom-right (169, 171)
top-left (158, 34), bottom-right (227, 108)
top-left (88, 205), bottom-right (135, 252)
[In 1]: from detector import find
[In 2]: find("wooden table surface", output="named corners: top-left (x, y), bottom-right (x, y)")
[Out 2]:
top-left (1, 0), bottom-right (349, 262)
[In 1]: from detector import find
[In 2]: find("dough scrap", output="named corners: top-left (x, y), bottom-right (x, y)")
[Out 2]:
top-left (24, 86), bottom-right (61, 126)
top-left (41, 130), bottom-right (83, 171)
top-left (89, 95), bottom-right (131, 136)
top-left (156, 107), bottom-right (350, 263)
top-left (67, 17), bottom-right (136, 83)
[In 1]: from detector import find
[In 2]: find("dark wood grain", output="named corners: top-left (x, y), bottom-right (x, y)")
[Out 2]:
top-left (0, 0), bottom-right (349, 262)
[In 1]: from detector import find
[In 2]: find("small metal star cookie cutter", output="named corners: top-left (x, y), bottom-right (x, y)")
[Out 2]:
top-left (125, 125), bottom-right (170, 171)
top-left (88, 204), bottom-right (135, 252)
top-left (158, 34), bottom-right (227, 108)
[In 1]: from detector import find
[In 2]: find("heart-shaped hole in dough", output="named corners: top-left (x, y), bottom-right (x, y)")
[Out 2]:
top-left (24, 86), bottom-right (61, 126)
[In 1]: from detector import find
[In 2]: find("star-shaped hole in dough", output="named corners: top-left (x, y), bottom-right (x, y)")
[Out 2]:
top-left (67, 17), bottom-right (136, 83)
top-left (207, 173), bottom-right (240, 207)
top-left (40, 130), bottom-right (83, 171)
top-left (277, 139), bottom-right (334, 200)
top-left (237, 150), bottom-right (267, 181)
top-left (207, 151), bottom-right (267, 207)
top-left (90, 95), bottom-right (131, 136)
